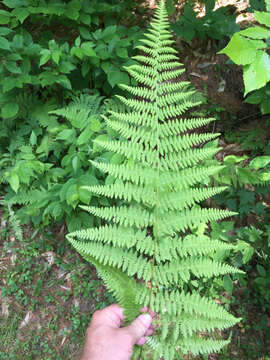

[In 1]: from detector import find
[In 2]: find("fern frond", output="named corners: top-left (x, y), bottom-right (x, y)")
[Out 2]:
top-left (80, 205), bottom-right (154, 228)
top-left (67, 1), bottom-right (241, 358)
top-left (83, 183), bottom-right (155, 205)
top-left (50, 94), bottom-right (103, 129)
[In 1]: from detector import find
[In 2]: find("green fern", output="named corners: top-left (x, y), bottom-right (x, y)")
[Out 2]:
top-left (67, 2), bottom-right (242, 358)
top-left (50, 93), bottom-right (104, 129)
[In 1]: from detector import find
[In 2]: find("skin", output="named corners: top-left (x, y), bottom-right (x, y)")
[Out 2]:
top-left (81, 304), bottom-right (155, 360)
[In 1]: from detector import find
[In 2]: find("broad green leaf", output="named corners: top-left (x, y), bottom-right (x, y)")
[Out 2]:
top-left (72, 155), bottom-right (80, 173)
top-left (79, 174), bottom-right (99, 187)
top-left (108, 69), bottom-right (130, 88)
top-left (7, 53), bottom-right (22, 61)
top-left (0, 10), bottom-right (11, 24)
top-left (101, 61), bottom-right (110, 73)
top-left (56, 75), bottom-right (72, 90)
top-left (257, 264), bottom-right (267, 277)
top-left (78, 187), bottom-right (92, 204)
top-left (110, 153), bottom-right (124, 165)
top-left (116, 47), bottom-right (128, 58)
top-left (235, 240), bottom-right (254, 264)
top-left (56, 129), bottom-right (75, 140)
top-left (1, 102), bottom-right (19, 118)
top-left (249, 156), bottom-right (270, 169)
top-left (66, 184), bottom-right (79, 209)
top-left (93, 134), bottom-right (109, 151)
top-left (0, 36), bottom-right (11, 50)
top-left (3, 0), bottom-right (21, 8)
top-left (12, 34), bottom-right (24, 48)
top-left (9, 172), bottom-right (19, 193)
top-left (101, 25), bottom-right (117, 42)
top-left (75, 36), bottom-right (81, 47)
top-left (36, 135), bottom-right (51, 155)
top-left (219, 33), bottom-right (266, 65)
top-left (81, 61), bottom-right (90, 77)
top-left (11, 7), bottom-right (29, 23)
top-left (96, 44), bottom-right (110, 60)
top-left (243, 51), bottom-right (270, 95)
top-left (79, 26), bottom-right (92, 40)
top-left (52, 50), bottom-right (61, 64)
top-left (39, 49), bottom-right (51, 66)
top-left (245, 90), bottom-right (263, 104)
top-left (90, 116), bottom-right (101, 132)
top-left (6, 61), bottom-right (21, 74)
top-left (223, 155), bottom-right (248, 164)
top-left (2, 77), bottom-right (18, 92)
top-left (52, 203), bottom-right (63, 219)
top-left (166, 0), bottom-right (175, 15)
top-left (81, 42), bottom-right (96, 57)
top-left (0, 27), bottom-right (12, 36)
top-left (259, 172), bottom-right (270, 181)
top-left (254, 11), bottom-right (270, 26)
top-left (240, 26), bottom-right (270, 39)
top-left (261, 98), bottom-right (270, 114)
top-left (30, 131), bottom-right (37, 146)
top-left (80, 13), bottom-right (91, 25)
top-left (59, 61), bottom-right (76, 73)
top-left (65, 8), bottom-right (79, 20)
top-left (77, 125), bottom-right (93, 145)
top-left (237, 167), bottom-right (259, 184)
top-left (70, 46), bottom-right (83, 59)
top-left (223, 275), bottom-right (233, 296)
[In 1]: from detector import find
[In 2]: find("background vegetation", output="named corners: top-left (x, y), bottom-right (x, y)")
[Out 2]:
top-left (0, 0), bottom-right (269, 359)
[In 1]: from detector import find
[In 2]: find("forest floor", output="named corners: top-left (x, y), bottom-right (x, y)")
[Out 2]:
top-left (1, 1), bottom-right (270, 359)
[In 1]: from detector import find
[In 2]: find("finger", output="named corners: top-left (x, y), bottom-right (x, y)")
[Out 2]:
top-left (90, 304), bottom-right (124, 328)
top-left (124, 314), bottom-right (152, 345)
top-left (145, 328), bottom-right (153, 336)
top-left (136, 337), bottom-right (146, 346)
top-left (140, 307), bottom-right (155, 319)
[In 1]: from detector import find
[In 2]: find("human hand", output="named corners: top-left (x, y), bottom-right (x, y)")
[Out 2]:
top-left (81, 303), bottom-right (154, 360)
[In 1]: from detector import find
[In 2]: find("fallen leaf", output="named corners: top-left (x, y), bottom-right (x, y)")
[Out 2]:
top-left (19, 311), bottom-right (33, 329)
top-left (1, 297), bottom-right (9, 317)
top-left (42, 251), bottom-right (55, 266)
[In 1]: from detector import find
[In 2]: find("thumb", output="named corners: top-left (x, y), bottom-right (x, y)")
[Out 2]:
top-left (124, 314), bottom-right (152, 344)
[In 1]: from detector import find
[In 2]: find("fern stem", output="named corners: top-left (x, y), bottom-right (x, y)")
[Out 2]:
top-left (148, 2), bottom-right (163, 310)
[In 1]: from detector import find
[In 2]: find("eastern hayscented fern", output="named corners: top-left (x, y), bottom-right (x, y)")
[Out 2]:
top-left (67, 2), bottom-right (241, 359)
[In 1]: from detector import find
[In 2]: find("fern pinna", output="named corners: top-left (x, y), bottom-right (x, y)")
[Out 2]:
top-left (67, 2), bottom-right (242, 359)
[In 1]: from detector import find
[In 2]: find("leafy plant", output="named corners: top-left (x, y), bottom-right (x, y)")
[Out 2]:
top-left (171, 0), bottom-right (239, 42)
top-left (67, 2), bottom-right (242, 358)
top-left (219, 0), bottom-right (270, 113)
top-left (0, 0), bottom-right (149, 230)
top-left (1, 93), bottom-right (121, 231)
top-left (212, 154), bottom-right (270, 219)
top-left (225, 125), bottom-right (270, 155)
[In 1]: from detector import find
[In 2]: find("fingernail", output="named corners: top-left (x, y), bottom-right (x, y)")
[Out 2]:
top-left (138, 314), bottom-right (152, 328)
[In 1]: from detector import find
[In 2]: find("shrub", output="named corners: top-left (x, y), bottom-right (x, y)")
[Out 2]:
top-left (219, 0), bottom-right (270, 114)
top-left (2, 93), bottom-right (122, 231)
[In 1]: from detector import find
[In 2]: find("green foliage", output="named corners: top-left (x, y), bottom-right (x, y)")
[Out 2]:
top-left (219, 0), bottom-right (270, 113)
top-left (171, 0), bottom-right (239, 42)
top-left (1, 93), bottom-right (121, 231)
top-left (225, 123), bottom-right (270, 155)
top-left (212, 154), bottom-right (270, 218)
top-left (0, 0), bottom-right (144, 121)
top-left (67, 2), bottom-right (242, 358)
top-left (249, 0), bottom-right (267, 11)
top-left (0, 0), bottom-right (150, 230)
